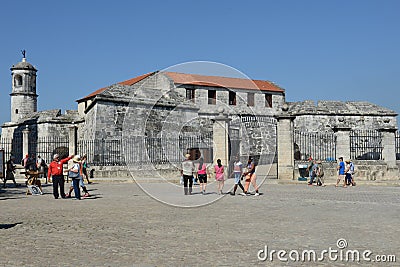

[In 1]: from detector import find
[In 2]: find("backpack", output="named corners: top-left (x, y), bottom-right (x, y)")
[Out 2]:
top-left (349, 162), bottom-right (355, 174)
top-left (317, 164), bottom-right (324, 177)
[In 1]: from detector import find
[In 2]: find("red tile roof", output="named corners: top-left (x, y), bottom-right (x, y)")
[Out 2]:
top-left (77, 71), bottom-right (284, 102)
top-left (164, 72), bottom-right (284, 92)
top-left (77, 72), bottom-right (155, 102)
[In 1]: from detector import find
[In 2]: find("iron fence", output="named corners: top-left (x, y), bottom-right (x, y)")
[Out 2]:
top-left (77, 134), bottom-right (214, 166)
top-left (350, 130), bottom-right (382, 160)
top-left (34, 137), bottom-right (70, 165)
top-left (0, 134), bottom-right (23, 163)
top-left (294, 131), bottom-right (336, 161)
top-left (396, 130), bottom-right (400, 160)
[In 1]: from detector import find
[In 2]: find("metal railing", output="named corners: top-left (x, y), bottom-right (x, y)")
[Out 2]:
top-left (33, 137), bottom-right (70, 165)
top-left (294, 131), bottom-right (336, 161)
top-left (0, 134), bottom-right (23, 163)
top-left (396, 131), bottom-right (400, 160)
top-left (77, 134), bottom-right (214, 166)
top-left (350, 130), bottom-right (382, 160)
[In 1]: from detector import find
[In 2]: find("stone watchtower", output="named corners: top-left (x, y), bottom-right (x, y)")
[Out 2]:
top-left (10, 51), bottom-right (38, 122)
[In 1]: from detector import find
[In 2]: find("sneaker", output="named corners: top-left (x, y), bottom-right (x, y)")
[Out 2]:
top-left (239, 192), bottom-right (247, 196)
top-left (65, 193), bottom-right (71, 198)
top-left (83, 193), bottom-right (90, 197)
top-left (255, 192), bottom-right (260, 196)
top-left (230, 192), bottom-right (235, 196)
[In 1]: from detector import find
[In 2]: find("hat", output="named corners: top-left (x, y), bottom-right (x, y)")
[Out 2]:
top-left (345, 159), bottom-right (351, 163)
top-left (53, 154), bottom-right (60, 159)
top-left (73, 155), bottom-right (81, 163)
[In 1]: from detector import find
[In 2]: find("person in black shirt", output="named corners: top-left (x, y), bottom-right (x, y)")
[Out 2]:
top-left (4, 156), bottom-right (19, 188)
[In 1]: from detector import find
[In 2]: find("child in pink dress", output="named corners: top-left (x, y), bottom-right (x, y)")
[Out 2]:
top-left (214, 159), bottom-right (225, 194)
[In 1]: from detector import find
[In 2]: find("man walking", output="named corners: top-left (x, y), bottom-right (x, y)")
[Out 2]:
top-left (180, 153), bottom-right (194, 195)
top-left (335, 157), bottom-right (346, 187)
top-left (4, 156), bottom-right (19, 188)
top-left (47, 153), bottom-right (74, 199)
top-left (307, 159), bottom-right (317, 185)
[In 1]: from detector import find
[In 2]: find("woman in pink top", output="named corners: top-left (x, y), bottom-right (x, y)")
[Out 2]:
top-left (196, 158), bottom-right (208, 195)
top-left (214, 159), bottom-right (225, 195)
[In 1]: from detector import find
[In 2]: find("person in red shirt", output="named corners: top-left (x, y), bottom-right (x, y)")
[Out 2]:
top-left (47, 153), bottom-right (74, 199)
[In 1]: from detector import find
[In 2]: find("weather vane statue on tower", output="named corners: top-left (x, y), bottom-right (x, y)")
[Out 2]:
top-left (21, 49), bottom-right (26, 58)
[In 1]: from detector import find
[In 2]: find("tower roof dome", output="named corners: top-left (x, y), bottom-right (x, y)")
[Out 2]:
top-left (11, 58), bottom-right (36, 71)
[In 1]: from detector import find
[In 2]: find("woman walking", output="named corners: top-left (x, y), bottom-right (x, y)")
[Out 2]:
top-left (81, 154), bottom-right (92, 184)
top-left (230, 156), bottom-right (245, 195)
top-left (196, 157), bottom-right (208, 194)
top-left (68, 155), bottom-right (83, 200)
top-left (66, 155), bottom-right (90, 198)
top-left (214, 159), bottom-right (225, 195)
top-left (241, 158), bottom-right (260, 196)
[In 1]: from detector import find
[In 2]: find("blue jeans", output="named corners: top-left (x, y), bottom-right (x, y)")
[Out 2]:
top-left (72, 178), bottom-right (81, 199)
top-left (234, 172), bottom-right (242, 184)
top-left (309, 171), bottom-right (316, 184)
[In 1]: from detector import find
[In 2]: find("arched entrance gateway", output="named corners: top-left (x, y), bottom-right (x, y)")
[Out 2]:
top-left (228, 115), bottom-right (278, 180)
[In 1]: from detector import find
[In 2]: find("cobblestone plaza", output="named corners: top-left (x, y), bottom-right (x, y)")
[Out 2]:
top-left (1, 179), bottom-right (399, 266)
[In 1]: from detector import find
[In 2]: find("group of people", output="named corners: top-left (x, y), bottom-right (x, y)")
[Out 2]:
top-left (180, 154), bottom-right (260, 196)
top-left (21, 154), bottom-right (48, 178)
top-left (47, 154), bottom-right (91, 200)
top-left (307, 158), bottom-right (326, 186)
top-left (2, 153), bottom-right (92, 200)
top-left (306, 156), bottom-right (356, 187)
top-left (335, 157), bottom-right (356, 187)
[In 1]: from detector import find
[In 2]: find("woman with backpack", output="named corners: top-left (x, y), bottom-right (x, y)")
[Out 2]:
top-left (315, 160), bottom-right (326, 187)
top-left (345, 160), bottom-right (356, 186)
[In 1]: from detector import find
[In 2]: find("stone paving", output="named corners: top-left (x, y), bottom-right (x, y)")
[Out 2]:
top-left (0, 178), bottom-right (399, 266)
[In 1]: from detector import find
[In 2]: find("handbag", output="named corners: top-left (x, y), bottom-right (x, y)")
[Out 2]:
top-left (68, 171), bottom-right (79, 178)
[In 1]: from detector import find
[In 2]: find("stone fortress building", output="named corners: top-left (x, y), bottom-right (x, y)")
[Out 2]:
top-left (1, 55), bottom-right (399, 181)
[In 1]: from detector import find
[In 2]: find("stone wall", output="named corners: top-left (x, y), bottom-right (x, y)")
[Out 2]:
top-left (290, 101), bottom-right (398, 132)
top-left (294, 114), bottom-right (397, 132)
top-left (295, 160), bottom-right (400, 182)
top-left (175, 85), bottom-right (285, 116)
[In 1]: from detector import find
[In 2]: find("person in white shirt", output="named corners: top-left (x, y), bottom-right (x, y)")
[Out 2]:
top-left (180, 154), bottom-right (194, 195)
top-left (230, 156), bottom-right (245, 195)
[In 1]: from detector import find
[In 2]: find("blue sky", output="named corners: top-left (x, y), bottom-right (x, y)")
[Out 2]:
top-left (0, 0), bottom-right (399, 130)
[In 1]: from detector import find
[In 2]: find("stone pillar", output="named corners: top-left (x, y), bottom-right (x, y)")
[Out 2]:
top-left (212, 109), bottom-right (231, 167)
top-left (380, 129), bottom-right (397, 168)
top-left (22, 125), bottom-right (30, 158)
top-left (334, 127), bottom-right (351, 160)
top-left (69, 125), bottom-right (77, 156)
top-left (277, 115), bottom-right (294, 180)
